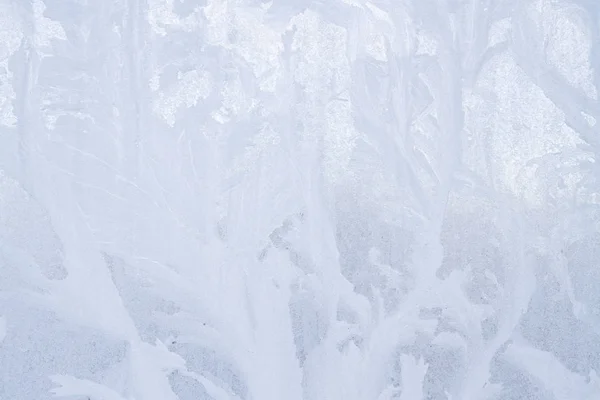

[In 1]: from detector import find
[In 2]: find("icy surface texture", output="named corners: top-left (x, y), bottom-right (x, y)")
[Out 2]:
top-left (1, 0), bottom-right (600, 399)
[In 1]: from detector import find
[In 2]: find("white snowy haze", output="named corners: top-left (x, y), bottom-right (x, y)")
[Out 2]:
top-left (1, 0), bottom-right (600, 399)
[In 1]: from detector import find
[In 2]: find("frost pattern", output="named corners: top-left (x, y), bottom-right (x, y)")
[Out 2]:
top-left (1, 1), bottom-right (600, 400)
